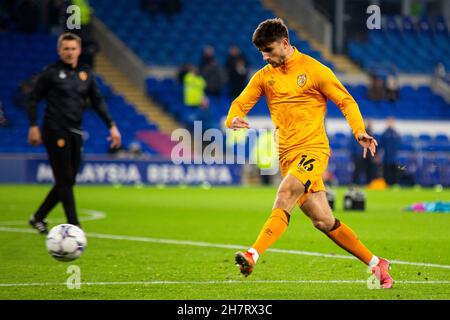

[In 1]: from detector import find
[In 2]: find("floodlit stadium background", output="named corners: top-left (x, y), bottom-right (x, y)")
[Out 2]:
top-left (0, 0), bottom-right (449, 300)
top-left (1, 0), bottom-right (449, 186)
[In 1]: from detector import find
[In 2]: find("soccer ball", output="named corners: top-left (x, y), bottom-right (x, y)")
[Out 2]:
top-left (46, 224), bottom-right (87, 262)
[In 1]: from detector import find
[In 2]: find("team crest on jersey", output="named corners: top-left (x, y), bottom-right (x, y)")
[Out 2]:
top-left (78, 71), bottom-right (88, 81)
top-left (297, 74), bottom-right (307, 87)
top-left (268, 76), bottom-right (276, 86)
top-left (59, 70), bottom-right (67, 79)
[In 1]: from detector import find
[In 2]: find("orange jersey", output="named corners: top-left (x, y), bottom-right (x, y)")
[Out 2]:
top-left (225, 48), bottom-right (366, 158)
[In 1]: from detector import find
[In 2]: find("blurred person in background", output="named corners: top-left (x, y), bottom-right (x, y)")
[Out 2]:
top-left (349, 120), bottom-right (376, 186)
top-left (226, 45), bottom-right (249, 99)
top-left (381, 117), bottom-right (401, 185)
top-left (349, 130), bottom-right (364, 185)
top-left (199, 45), bottom-right (215, 70)
top-left (183, 65), bottom-right (212, 130)
top-left (26, 32), bottom-right (121, 234)
top-left (367, 72), bottom-right (385, 101)
top-left (385, 75), bottom-right (399, 102)
top-left (199, 45), bottom-right (224, 97)
top-left (183, 65), bottom-right (208, 108)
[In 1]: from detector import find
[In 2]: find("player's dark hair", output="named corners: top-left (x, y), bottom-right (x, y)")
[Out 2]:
top-left (57, 32), bottom-right (82, 48)
top-left (252, 18), bottom-right (289, 50)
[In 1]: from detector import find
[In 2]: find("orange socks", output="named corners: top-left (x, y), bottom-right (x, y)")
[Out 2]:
top-left (250, 210), bottom-right (374, 266)
top-left (326, 220), bottom-right (374, 265)
top-left (252, 208), bottom-right (290, 256)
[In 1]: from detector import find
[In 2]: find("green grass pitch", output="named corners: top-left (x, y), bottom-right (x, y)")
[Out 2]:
top-left (0, 184), bottom-right (449, 300)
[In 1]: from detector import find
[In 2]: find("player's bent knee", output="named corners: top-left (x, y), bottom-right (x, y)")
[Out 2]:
top-left (273, 197), bottom-right (290, 212)
top-left (312, 217), bottom-right (335, 232)
top-left (277, 188), bottom-right (294, 201)
top-left (278, 183), bottom-right (304, 201)
top-left (275, 189), bottom-right (301, 211)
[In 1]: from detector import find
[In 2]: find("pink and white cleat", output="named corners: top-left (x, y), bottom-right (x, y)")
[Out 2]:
top-left (371, 258), bottom-right (394, 289)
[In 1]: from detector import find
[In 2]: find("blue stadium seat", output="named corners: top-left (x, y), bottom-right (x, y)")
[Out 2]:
top-left (349, 15), bottom-right (450, 74)
top-left (0, 32), bottom-right (164, 156)
top-left (89, 0), bottom-right (334, 69)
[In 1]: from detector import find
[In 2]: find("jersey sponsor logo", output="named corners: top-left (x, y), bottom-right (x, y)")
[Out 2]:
top-left (57, 139), bottom-right (65, 148)
top-left (297, 74), bottom-right (307, 87)
top-left (59, 70), bottom-right (67, 79)
top-left (78, 71), bottom-right (88, 81)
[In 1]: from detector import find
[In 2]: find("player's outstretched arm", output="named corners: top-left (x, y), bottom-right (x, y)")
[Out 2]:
top-left (357, 132), bottom-right (378, 158)
top-left (224, 70), bottom-right (263, 129)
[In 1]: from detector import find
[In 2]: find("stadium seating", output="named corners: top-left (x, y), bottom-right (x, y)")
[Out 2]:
top-left (146, 76), bottom-right (450, 129)
top-left (348, 15), bottom-right (450, 73)
top-left (0, 32), bottom-right (160, 156)
top-left (344, 84), bottom-right (450, 120)
top-left (0, 9), bottom-right (448, 186)
top-left (145, 76), bottom-right (449, 186)
top-left (89, 0), bottom-right (334, 69)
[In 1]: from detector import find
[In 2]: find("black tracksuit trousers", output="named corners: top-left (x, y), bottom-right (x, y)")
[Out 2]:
top-left (34, 127), bottom-right (83, 226)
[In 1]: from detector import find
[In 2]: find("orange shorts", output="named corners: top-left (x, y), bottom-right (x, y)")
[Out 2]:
top-left (279, 149), bottom-right (330, 206)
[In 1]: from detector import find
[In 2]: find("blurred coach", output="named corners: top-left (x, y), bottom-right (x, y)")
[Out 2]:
top-left (27, 32), bottom-right (121, 234)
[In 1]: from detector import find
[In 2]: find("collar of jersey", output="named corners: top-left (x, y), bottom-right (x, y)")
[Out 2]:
top-left (59, 60), bottom-right (79, 70)
top-left (282, 46), bottom-right (302, 70)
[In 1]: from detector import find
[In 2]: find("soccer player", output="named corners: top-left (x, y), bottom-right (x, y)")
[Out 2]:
top-left (27, 32), bottom-right (121, 234)
top-left (225, 18), bottom-right (393, 288)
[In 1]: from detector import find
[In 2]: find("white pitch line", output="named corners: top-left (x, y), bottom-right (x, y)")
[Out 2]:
top-left (1, 226), bottom-right (450, 270)
top-left (1, 280), bottom-right (450, 288)
top-left (0, 209), bottom-right (106, 226)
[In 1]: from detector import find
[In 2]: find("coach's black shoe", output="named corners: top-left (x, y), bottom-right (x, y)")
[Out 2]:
top-left (29, 216), bottom-right (48, 234)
